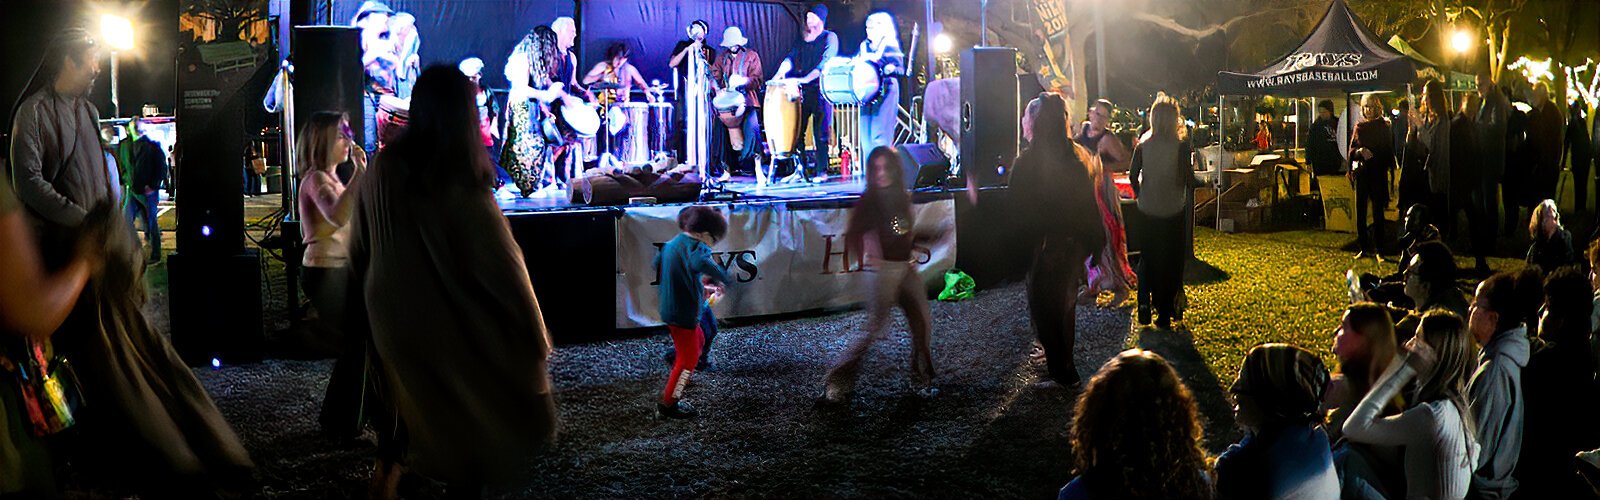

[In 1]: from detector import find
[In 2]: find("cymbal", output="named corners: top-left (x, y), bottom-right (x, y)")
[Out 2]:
top-left (589, 82), bottom-right (625, 90)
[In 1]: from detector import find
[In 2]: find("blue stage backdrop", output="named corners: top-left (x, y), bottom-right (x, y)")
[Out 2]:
top-left (325, 0), bottom-right (577, 91)
top-left (317, 0), bottom-right (850, 93)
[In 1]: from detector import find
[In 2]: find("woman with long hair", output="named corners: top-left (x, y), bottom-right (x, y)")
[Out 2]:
top-left (856, 11), bottom-right (904, 152)
top-left (1128, 94), bottom-right (1193, 328)
top-left (350, 65), bottom-right (557, 496)
top-left (1343, 311), bottom-right (1480, 500)
top-left (1525, 199), bottom-right (1575, 273)
top-left (294, 111), bottom-right (369, 438)
top-left (499, 26), bottom-right (567, 197)
top-left (1011, 93), bottom-right (1105, 386)
top-left (1417, 80), bottom-right (1453, 234)
top-left (1060, 350), bottom-right (1212, 500)
top-left (1325, 302), bottom-right (1401, 438)
top-left (8, 27), bottom-right (253, 494)
top-left (823, 146), bottom-right (935, 402)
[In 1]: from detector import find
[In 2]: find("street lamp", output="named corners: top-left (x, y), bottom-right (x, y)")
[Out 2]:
top-left (1450, 29), bottom-right (1472, 56)
top-left (100, 14), bottom-right (135, 118)
top-left (933, 33), bottom-right (953, 55)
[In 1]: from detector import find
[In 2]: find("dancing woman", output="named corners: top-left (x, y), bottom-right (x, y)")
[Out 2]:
top-left (1011, 93), bottom-right (1106, 386)
top-left (823, 146), bottom-right (935, 403)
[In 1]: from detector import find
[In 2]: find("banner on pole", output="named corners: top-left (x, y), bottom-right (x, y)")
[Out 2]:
top-left (1029, 0), bottom-right (1074, 98)
top-left (615, 199), bottom-right (958, 329)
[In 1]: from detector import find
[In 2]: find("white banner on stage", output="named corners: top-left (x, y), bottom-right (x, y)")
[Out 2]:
top-left (615, 199), bottom-right (958, 328)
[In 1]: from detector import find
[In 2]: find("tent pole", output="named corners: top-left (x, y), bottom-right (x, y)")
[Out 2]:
top-left (1218, 94), bottom-right (1224, 231)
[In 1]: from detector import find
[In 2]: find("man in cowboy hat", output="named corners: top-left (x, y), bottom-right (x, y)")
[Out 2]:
top-left (710, 26), bottom-right (764, 177)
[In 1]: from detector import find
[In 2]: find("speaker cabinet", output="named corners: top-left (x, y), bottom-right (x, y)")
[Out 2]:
top-left (169, 250), bottom-right (264, 366)
top-left (290, 26), bottom-right (364, 142)
top-left (959, 47), bottom-right (1018, 187)
top-left (897, 143), bottom-right (951, 188)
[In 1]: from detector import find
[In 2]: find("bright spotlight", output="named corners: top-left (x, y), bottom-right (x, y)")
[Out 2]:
top-left (101, 14), bottom-right (135, 51)
top-left (1450, 29), bottom-right (1472, 55)
top-left (933, 33), bottom-right (953, 55)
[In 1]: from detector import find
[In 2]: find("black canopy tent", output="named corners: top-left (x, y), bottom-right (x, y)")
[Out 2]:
top-left (1209, 0), bottom-right (1438, 229)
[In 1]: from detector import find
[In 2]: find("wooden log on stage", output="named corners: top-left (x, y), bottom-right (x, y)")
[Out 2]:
top-left (570, 163), bottom-right (703, 206)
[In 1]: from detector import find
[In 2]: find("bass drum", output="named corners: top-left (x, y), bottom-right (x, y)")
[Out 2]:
top-left (819, 57), bottom-right (880, 106)
top-left (763, 81), bottom-right (801, 158)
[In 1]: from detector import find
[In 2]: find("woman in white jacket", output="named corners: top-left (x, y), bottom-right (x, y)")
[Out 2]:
top-left (1344, 310), bottom-right (1480, 499)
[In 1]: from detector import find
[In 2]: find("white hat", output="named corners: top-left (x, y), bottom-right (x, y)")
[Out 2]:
top-left (458, 57), bottom-right (485, 77)
top-left (720, 26), bottom-right (748, 48)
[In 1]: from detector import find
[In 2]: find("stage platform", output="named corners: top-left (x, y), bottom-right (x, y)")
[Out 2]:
top-left (494, 174), bottom-right (874, 215)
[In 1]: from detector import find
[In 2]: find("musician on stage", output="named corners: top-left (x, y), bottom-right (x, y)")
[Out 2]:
top-left (352, 1), bottom-right (398, 154)
top-left (710, 26), bottom-right (764, 177)
top-left (459, 57), bottom-right (508, 188)
top-left (855, 11), bottom-right (904, 153)
top-left (500, 26), bottom-right (577, 197)
top-left (551, 16), bottom-right (595, 102)
top-left (774, 5), bottom-right (838, 183)
top-left (670, 20), bottom-right (716, 170)
top-left (582, 43), bottom-right (656, 105)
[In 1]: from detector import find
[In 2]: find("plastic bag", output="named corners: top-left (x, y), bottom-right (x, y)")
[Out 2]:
top-left (938, 269), bottom-right (976, 302)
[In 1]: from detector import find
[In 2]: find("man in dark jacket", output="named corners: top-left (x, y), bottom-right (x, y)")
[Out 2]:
top-left (1475, 73), bottom-right (1508, 240)
top-left (1503, 87), bottom-right (1532, 236)
top-left (1567, 101), bottom-right (1592, 210)
top-left (1528, 83), bottom-right (1565, 204)
top-left (1451, 97), bottom-right (1490, 275)
top-left (119, 118), bottom-right (167, 264)
top-left (1308, 99), bottom-right (1342, 175)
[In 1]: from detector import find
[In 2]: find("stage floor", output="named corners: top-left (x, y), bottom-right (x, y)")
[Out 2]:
top-left (494, 174), bottom-right (871, 214)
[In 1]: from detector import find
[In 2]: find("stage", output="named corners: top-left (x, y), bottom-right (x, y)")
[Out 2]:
top-left (493, 174), bottom-right (879, 214)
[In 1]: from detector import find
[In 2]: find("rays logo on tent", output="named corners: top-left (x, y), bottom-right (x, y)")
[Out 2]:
top-left (1278, 52), bottom-right (1363, 74)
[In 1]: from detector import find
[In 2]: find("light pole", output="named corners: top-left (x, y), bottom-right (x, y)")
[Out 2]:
top-left (101, 14), bottom-right (135, 118)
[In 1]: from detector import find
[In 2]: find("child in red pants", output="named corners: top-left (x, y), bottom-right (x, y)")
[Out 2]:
top-left (653, 206), bottom-right (730, 419)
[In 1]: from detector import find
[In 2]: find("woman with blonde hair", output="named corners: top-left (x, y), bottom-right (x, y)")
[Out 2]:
top-left (1525, 199), bottom-right (1575, 273)
top-left (1128, 94), bottom-right (1197, 329)
top-left (294, 111), bottom-right (370, 438)
top-left (1343, 310), bottom-right (1480, 500)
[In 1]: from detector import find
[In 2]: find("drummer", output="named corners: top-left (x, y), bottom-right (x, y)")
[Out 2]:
top-left (582, 43), bottom-right (657, 105)
top-left (855, 11), bottom-right (904, 152)
top-left (352, 0), bottom-right (399, 154)
top-left (773, 4), bottom-right (839, 183)
top-left (711, 26), bottom-right (764, 176)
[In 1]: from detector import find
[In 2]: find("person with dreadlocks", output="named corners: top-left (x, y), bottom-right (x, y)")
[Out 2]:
top-left (500, 25), bottom-right (576, 197)
top-left (6, 27), bottom-right (253, 494)
top-left (1215, 343), bottom-right (1339, 499)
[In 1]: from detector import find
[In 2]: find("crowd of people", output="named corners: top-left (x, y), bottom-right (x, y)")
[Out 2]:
top-left (6, 10), bottom-right (1600, 500)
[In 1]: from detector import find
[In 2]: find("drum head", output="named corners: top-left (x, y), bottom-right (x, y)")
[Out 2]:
top-left (607, 106), bottom-right (628, 135)
top-left (712, 90), bottom-right (744, 112)
top-left (563, 101), bottom-right (601, 137)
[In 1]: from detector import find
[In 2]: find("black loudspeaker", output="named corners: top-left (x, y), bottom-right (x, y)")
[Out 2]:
top-left (291, 26), bottom-right (363, 140)
top-left (960, 47), bottom-right (1018, 187)
top-left (169, 251), bottom-right (264, 366)
top-left (897, 143), bottom-right (950, 188)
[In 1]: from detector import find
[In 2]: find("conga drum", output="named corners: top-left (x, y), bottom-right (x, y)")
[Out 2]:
top-left (648, 102), bottom-right (673, 158)
top-left (763, 81), bottom-right (801, 159)
top-left (376, 95), bottom-right (411, 146)
top-left (616, 102), bottom-right (652, 164)
top-left (712, 89), bottom-right (747, 146)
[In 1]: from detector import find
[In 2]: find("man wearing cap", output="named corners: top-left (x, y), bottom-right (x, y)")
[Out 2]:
top-left (774, 4), bottom-right (839, 183)
top-left (352, 0), bottom-right (398, 154)
top-left (670, 20), bottom-right (716, 169)
top-left (459, 57), bottom-right (508, 188)
top-left (711, 26), bottom-right (763, 176)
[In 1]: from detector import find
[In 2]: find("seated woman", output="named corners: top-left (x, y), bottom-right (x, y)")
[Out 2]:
top-left (1343, 310), bottom-right (1481, 500)
top-left (1322, 304), bottom-right (1405, 498)
top-left (1214, 343), bottom-right (1338, 499)
top-left (1059, 350), bottom-right (1211, 500)
top-left (1526, 199), bottom-right (1576, 274)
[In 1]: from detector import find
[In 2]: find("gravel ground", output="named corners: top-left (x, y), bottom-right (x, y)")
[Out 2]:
top-left (169, 281), bottom-right (1146, 499)
top-left (83, 202), bottom-right (1552, 498)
